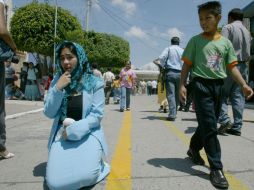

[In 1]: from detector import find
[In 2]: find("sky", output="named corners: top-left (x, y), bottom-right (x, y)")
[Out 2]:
top-left (12, 0), bottom-right (254, 68)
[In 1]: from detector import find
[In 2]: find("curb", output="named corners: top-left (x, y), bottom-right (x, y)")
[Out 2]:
top-left (5, 100), bottom-right (44, 106)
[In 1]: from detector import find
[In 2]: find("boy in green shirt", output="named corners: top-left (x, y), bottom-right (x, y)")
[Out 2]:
top-left (179, 1), bottom-right (253, 189)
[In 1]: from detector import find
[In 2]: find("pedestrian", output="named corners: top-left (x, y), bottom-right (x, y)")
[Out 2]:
top-left (92, 61), bottom-right (102, 78)
top-left (140, 80), bottom-right (146, 94)
top-left (153, 36), bottom-right (184, 121)
top-left (218, 8), bottom-right (252, 136)
top-left (4, 60), bottom-right (16, 99)
top-left (146, 80), bottom-right (152, 96)
top-left (103, 67), bottom-right (115, 104)
top-left (44, 41), bottom-right (110, 190)
top-left (43, 72), bottom-right (53, 101)
top-left (112, 75), bottom-right (121, 104)
top-left (178, 70), bottom-right (193, 112)
top-left (19, 62), bottom-right (28, 93)
top-left (151, 80), bottom-right (157, 95)
top-left (0, 0), bottom-right (17, 159)
top-left (156, 63), bottom-right (168, 113)
top-left (24, 62), bottom-right (41, 101)
top-left (119, 60), bottom-right (136, 112)
top-left (4, 60), bottom-right (15, 87)
top-left (179, 1), bottom-right (253, 189)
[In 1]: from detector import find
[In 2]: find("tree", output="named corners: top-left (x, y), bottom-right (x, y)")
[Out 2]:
top-left (10, 2), bottom-right (83, 56)
top-left (83, 31), bottom-right (130, 69)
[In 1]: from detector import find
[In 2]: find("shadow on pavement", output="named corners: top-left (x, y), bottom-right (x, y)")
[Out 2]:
top-left (33, 162), bottom-right (49, 190)
top-left (33, 162), bottom-right (47, 177)
top-left (184, 127), bottom-right (197, 134)
top-left (140, 110), bottom-right (159, 113)
top-left (141, 115), bottom-right (166, 121)
top-left (182, 118), bottom-right (197, 121)
top-left (243, 119), bottom-right (254, 123)
top-left (147, 157), bottom-right (209, 181)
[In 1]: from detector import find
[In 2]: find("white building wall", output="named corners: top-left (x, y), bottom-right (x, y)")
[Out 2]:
top-left (5, 0), bottom-right (13, 30)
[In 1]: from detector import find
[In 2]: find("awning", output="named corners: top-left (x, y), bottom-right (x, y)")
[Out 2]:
top-left (243, 1), bottom-right (254, 18)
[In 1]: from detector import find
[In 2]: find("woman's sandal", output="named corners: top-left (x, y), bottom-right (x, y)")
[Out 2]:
top-left (0, 151), bottom-right (15, 159)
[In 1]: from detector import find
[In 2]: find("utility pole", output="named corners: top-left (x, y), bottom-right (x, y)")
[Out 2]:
top-left (85, 0), bottom-right (92, 31)
top-left (53, 0), bottom-right (58, 69)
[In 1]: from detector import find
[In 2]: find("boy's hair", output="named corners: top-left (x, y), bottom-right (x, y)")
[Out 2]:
top-left (198, 1), bottom-right (221, 16)
top-left (228, 8), bottom-right (243, 21)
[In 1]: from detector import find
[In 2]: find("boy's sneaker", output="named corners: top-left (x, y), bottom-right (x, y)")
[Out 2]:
top-left (119, 109), bottom-right (124, 112)
top-left (187, 148), bottom-right (205, 165)
top-left (210, 170), bottom-right (229, 189)
top-left (218, 121), bottom-right (232, 134)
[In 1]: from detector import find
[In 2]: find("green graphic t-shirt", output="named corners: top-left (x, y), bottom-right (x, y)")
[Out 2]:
top-left (182, 34), bottom-right (237, 79)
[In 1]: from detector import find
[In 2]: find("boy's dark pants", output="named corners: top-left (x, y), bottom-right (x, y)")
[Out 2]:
top-left (190, 77), bottom-right (223, 170)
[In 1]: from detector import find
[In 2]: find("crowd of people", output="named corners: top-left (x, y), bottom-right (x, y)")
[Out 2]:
top-left (1, 0), bottom-right (254, 190)
top-left (4, 60), bottom-right (53, 101)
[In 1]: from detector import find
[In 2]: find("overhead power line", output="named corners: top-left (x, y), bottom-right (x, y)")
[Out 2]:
top-left (95, 0), bottom-right (162, 53)
top-left (97, 0), bottom-right (169, 42)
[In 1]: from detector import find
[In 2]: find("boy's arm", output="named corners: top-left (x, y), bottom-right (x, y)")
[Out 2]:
top-left (229, 66), bottom-right (253, 99)
top-left (179, 63), bottom-right (191, 103)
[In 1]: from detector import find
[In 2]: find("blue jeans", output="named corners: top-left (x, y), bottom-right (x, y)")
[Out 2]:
top-left (218, 63), bottom-right (247, 132)
top-left (120, 87), bottom-right (131, 109)
top-left (113, 88), bottom-right (120, 102)
top-left (165, 70), bottom-right (181, 118)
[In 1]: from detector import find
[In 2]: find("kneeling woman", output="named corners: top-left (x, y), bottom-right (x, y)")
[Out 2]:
top-left (44, 41), bottom-right (110, 190)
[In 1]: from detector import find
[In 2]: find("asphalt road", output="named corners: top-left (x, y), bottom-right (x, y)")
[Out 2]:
top-left (1, 96), bottom-right (254, 190)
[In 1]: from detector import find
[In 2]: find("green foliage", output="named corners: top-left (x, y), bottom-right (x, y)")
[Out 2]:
top-left (10, 3), bottom-right (83, 56)
top-left (83, 31), bottom-right (130, 68)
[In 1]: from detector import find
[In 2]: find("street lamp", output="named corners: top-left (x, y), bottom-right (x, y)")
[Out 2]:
top-left (53, 0), bottom-right (58, 70)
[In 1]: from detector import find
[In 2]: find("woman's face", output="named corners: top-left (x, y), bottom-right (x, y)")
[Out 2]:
top-left (60, 47), bottom-right (78, 73)
top-left (125, 63), bottom-right (131, 70)
top-left (28, 63), bottom-right (33, 68)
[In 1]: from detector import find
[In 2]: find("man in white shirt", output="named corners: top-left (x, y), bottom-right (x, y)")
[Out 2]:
top-left (151, 80), bottom-right (157, 95)
top-left (103, 67), bottom-right (115, 104)
top-left (153, 37), bottom-right (184, 121)
top-left (0, 0), bottom-right (16, 159)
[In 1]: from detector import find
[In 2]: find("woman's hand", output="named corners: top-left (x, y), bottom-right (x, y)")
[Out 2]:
top-left (56, 72), bottom-right (71, 90)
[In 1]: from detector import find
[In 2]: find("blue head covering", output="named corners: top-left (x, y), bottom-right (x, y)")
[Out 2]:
top-left (55, 41), bottom-right (99, 121)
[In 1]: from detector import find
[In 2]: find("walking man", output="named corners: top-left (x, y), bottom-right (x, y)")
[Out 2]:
top-left (0, 0), bottom-right (17, 159)
top-left (154, 37), bottom-right (184, 121)
top-left (218, 8), bottom-right (252, 136)
top-left (103, 68), bottom-right (115, 105)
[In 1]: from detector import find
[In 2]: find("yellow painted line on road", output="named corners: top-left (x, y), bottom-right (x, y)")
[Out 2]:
top-left (106, 111), bottom-right (132, 190)
top-left (164, 118), bottom-right (249, 190)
